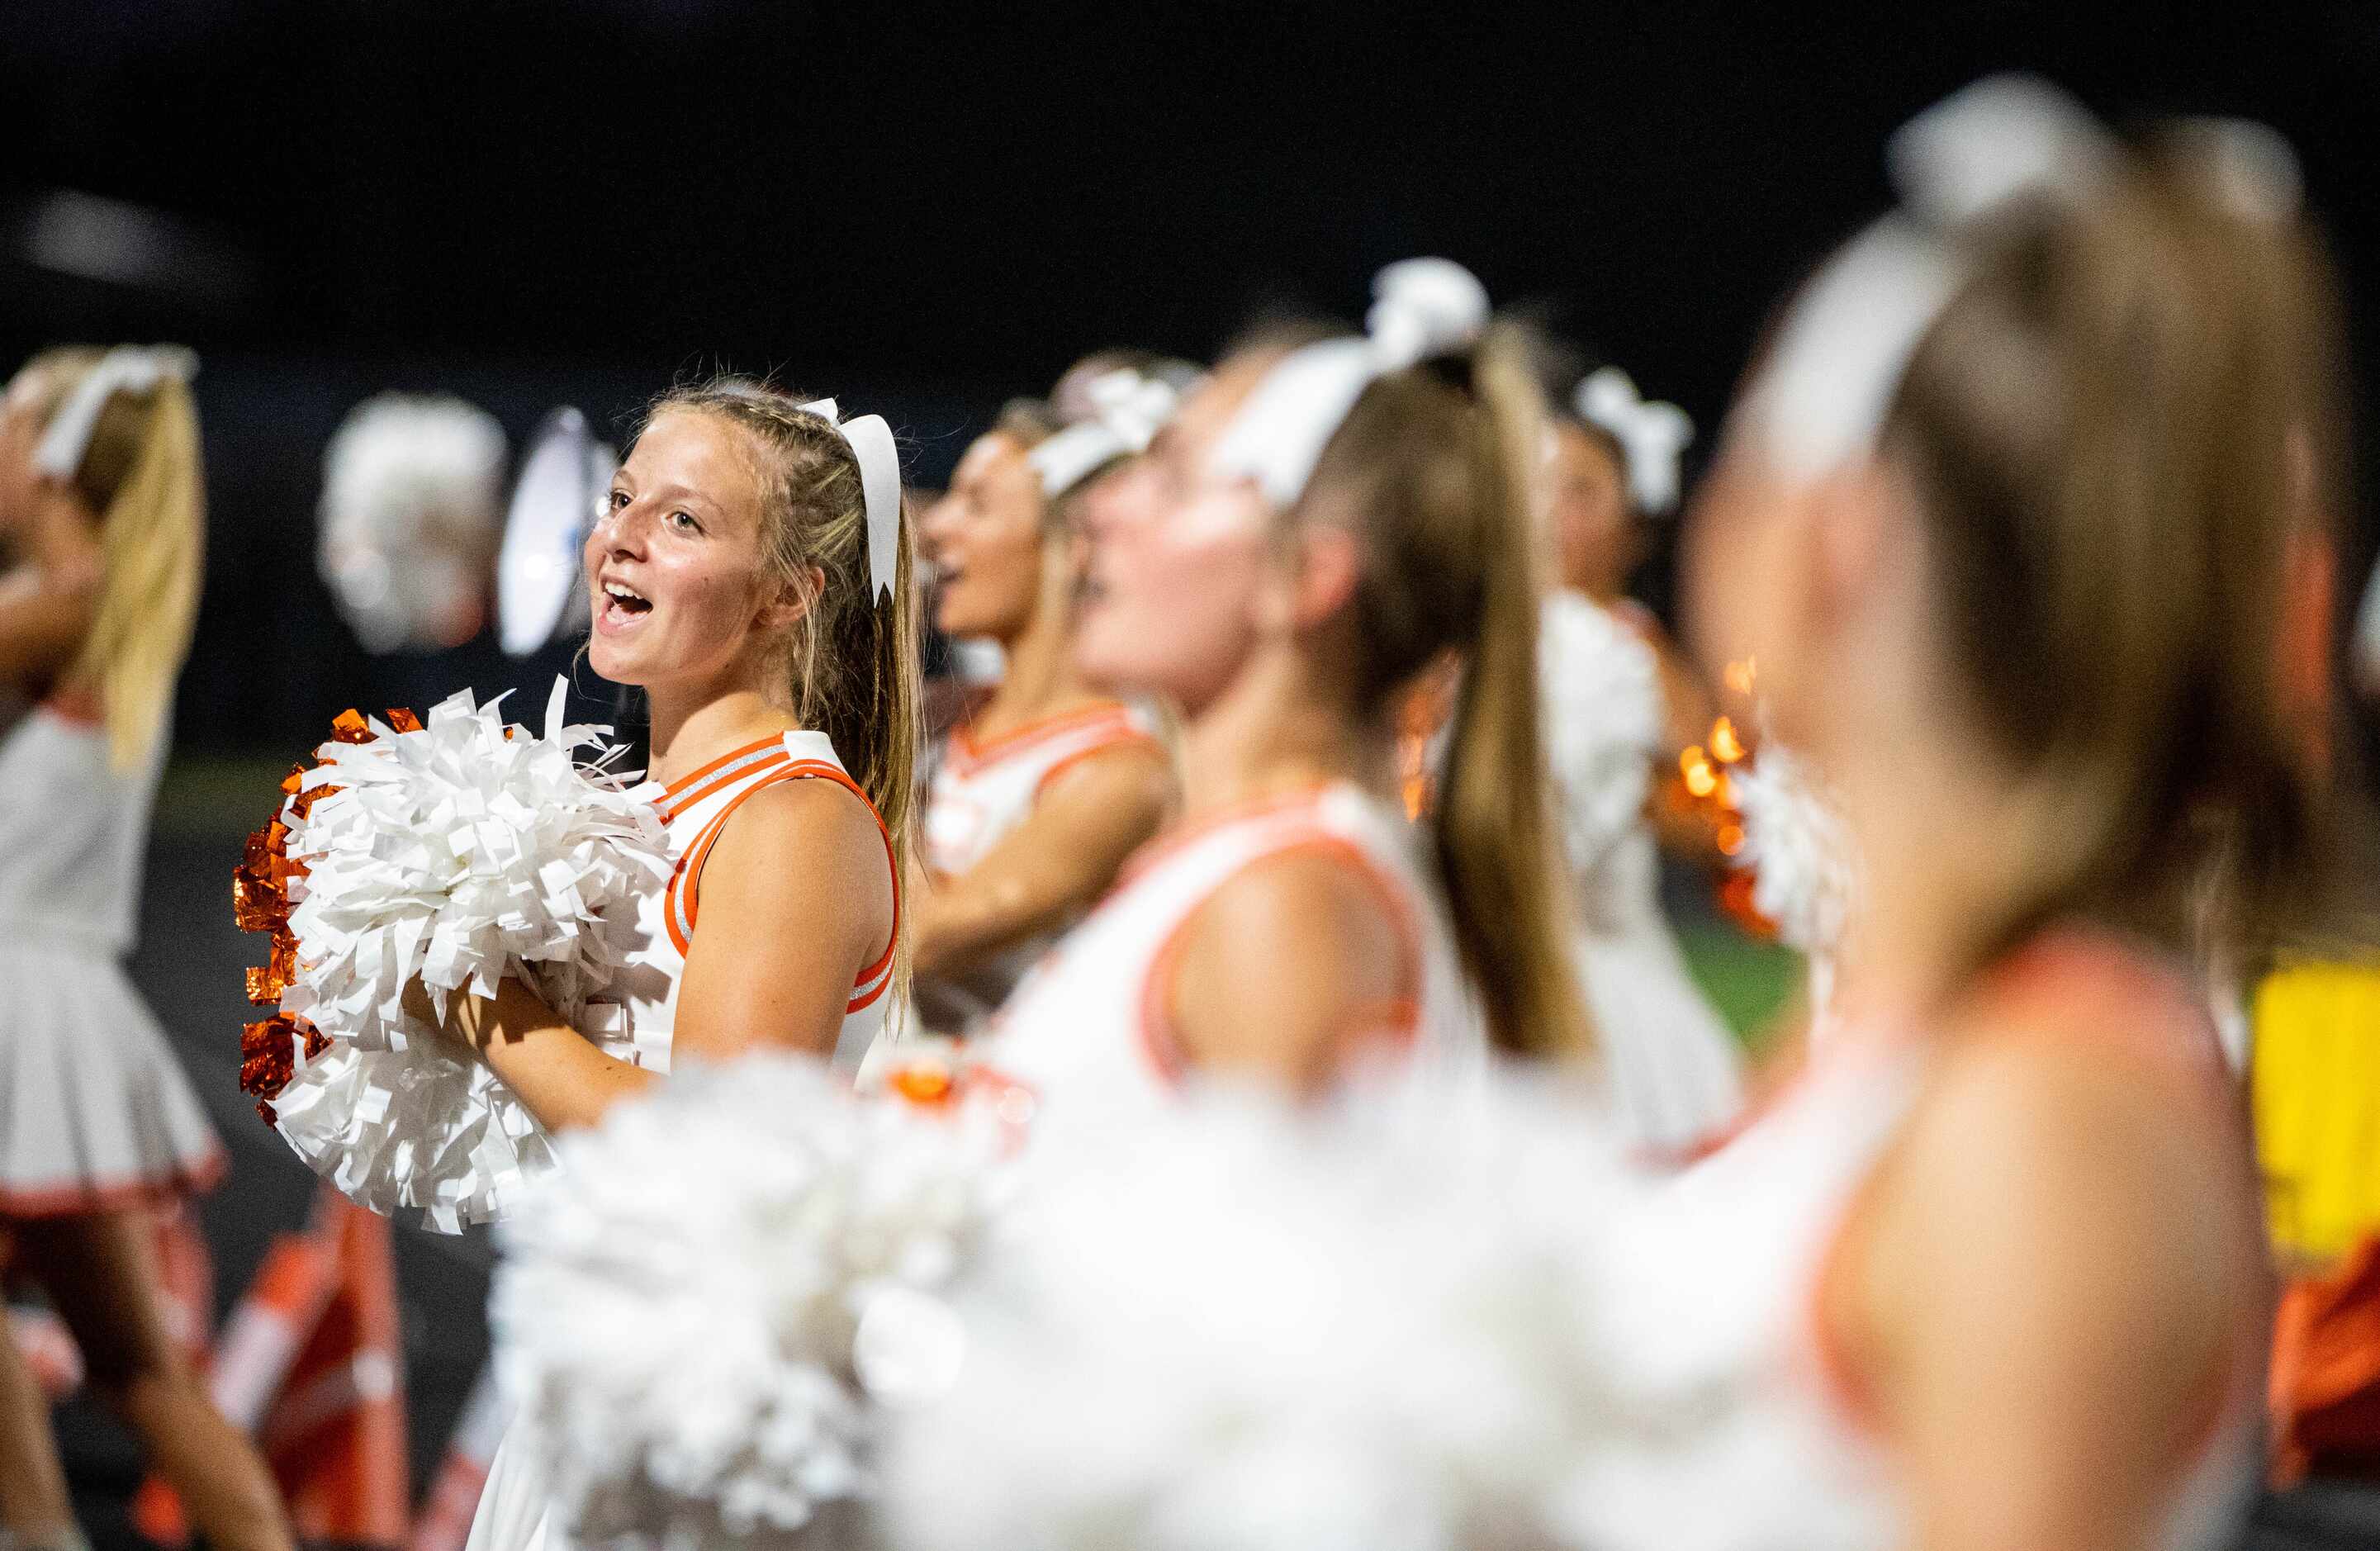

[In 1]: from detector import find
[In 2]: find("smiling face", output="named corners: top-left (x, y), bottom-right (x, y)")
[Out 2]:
top-left (1071, 351), bottom-right (1286, 714)
top-left (917, 430), bottom-right (1049, 643)
top-left (584, 407), bottom-right (794, 691)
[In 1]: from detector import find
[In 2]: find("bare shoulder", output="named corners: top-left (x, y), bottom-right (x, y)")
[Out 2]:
top-left (709, 775), bottom-right (887, 885)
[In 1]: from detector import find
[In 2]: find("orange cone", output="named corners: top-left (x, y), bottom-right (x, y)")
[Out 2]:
top-left (133, 1183), bottom-right (409, 1547)
top-left (408, 1362), bottom-right (511, 1551)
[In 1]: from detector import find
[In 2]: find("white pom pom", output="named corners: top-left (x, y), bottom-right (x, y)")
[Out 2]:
top-left (270, 680), bottom-right (669, 1230)
top-left (1728, 744), bottom-right (1859, 1026)
top-left (1539, 595), bottom-right (1662, 923)
top-left (319, 393), bottom-right (508, 654)
top-left (492, 1055), bottom-right (1012, 1549)
top-left (885, 1076), bottom-right (1660, 1551)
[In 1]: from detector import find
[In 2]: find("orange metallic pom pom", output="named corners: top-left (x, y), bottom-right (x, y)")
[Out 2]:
top-left (889, 1060), bottom-right (957, 1107)
top-left (384, 707), bottom-right (423, 733)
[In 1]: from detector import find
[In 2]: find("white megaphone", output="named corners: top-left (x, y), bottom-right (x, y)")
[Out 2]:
top-left (496, 406), bottom-right (617, 657)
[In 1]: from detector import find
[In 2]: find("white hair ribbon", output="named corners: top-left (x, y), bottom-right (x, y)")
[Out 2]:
top-left (1026, 368), bottom-right (1188, 499)
top-left (797, 396), bottom-right (902, 603)
top-left (1208, 256), bottom-right (1491, 509)
top-left (34, 344), bottom-right (198, 481)
top-left (1574, 368), bottom-right (1694, 515)
top-left (1742, 75), bottom-right (2121, 485)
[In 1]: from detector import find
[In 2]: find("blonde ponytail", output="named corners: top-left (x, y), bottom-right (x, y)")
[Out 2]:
top-left (30, 351), bottom-right (206, 771)
top-left (1300, 325), bottom-right (1594, 1060)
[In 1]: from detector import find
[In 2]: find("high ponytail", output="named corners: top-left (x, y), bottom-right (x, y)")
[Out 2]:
top-left (1300, 325), bottom-right (1594, 1060)
top-left (1880, 135), bottom-right (2347, 966)
top-left (27, 349), bottom-right (206, 771)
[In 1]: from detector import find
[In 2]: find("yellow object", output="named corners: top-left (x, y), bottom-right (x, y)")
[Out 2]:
top-left (2254, 960), bottom-right (2380, 1264)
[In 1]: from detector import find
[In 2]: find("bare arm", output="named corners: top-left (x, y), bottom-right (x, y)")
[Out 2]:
top-left (1163, 848), bottom-right (1413, 1093)
top-left (429, 779), bottom-right (894, 1131)
top-left (0, 562), bottom-right (97, 699)
top-left (913, 742), bottom-right (1173, 975)
top-left (1842, 1036), bottom-right (2252, 1551)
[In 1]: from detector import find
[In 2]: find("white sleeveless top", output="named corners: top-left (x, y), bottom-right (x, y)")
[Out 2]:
top-left (974, 782), bottom-right (1486, 1122)
top-left (917, 700), bottom-right (1162, 1033)
top-left (0, 696), bottom-right (164, 952)
top-left (580, 728), bottom-right (898, 1073)
top-left (1580, 931), bottom-right (2263, 1551)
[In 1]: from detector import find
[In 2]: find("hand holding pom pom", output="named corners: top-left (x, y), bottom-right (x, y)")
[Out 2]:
top-left (235, 678), bottom-right (671, 1231)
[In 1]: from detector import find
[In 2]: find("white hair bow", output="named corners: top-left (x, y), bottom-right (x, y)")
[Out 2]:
top-left (1208, 256), bottom-right (1491, 510)
top-left (1574, 368), bottom-right (1693, 515)
top-left (797, 396), bottom-right (902, 603)
top-left (1027, 368), bottom-right (1189, 499)
top-left (1745, 75), bottom-right (2118, 484)
top-left (34, 344), bottom-right (199, 481)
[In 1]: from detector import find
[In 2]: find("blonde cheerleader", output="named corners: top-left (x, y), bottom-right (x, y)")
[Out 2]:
top-left (0, 349), bottom-right (290, 1550)
top-left (414, 381), bottom-right (920, 1550)
top-left (1633, 79), bottom-right (2342, 1551)
top-left (975, 260), bottom-right (1589, 1114)
top-left (909, 362), bottom-right (1183, 1036)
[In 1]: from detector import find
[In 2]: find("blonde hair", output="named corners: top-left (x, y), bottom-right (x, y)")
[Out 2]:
top-left (1293, 325), bottom-right (1594, 1060)
top-left (24, 347), bottom-right (206, 771)
top-left (1881, 135), bottom-right (2348, 964)
top-left (641, 380), bottom-right (923, 975)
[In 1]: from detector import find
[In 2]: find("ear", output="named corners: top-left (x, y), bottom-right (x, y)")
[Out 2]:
top-left (758, 563), bottom-right (825, 635)
top-left (1282, 524), bottom-right (1363, 633)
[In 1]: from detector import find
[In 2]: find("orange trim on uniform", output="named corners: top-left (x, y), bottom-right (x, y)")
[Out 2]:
top-left (657, 735), bottom-right (793, 812)
top-left (1031, 729), bottom-right (1166, 804)
top-left (667, 759), bottom-right (901, 1008)
top-left (1134, 831), bottom-right (1425, 1089)
top-left (1115, 784), bottom-right (1336, 890)
top-left (38, 689), bottom-right (103, 728)
top-left (944, 702), bottom-right (1140, 778)
top-left (0, 1147), bottom-right (228, 1220)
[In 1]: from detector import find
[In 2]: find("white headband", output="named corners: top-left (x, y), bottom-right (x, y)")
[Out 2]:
top-left (1208, 256), bottom-right (1491, 509)
top-left (1742, 75), bottom-right (2118, 484)
top-left (33, 344), bottom-right (198, 481)
top-left (1573, 367), bottom-right (1693, 515)
top-left (796, 396), bottom-right (901, 603)
top-left (1026, 368), bottom-right (1188, 498)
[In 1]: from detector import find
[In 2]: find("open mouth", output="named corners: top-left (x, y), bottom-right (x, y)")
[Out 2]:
top-left (598, 578), bottom-right (652, 630)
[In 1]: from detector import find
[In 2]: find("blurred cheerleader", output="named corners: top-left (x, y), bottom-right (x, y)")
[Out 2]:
top-left (433, 382), bottom-right (919, 1549)
top-left (908, 362), bottom-right (1183, 1037)
top-left (1650, 79), bottom-right (2344, 1551)
top-left (975, 259), bottom-right (1590, 1109)
top-left (0, 349), bottom-right (290, 1550)
top-left (1541, 363), bottom-right (1746, 1153)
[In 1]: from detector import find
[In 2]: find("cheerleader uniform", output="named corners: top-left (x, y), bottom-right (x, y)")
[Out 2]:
top-left (1557, 595), bottom-right (1744, 1155)
top-left (0, 693), bottom-right (225, 1217)
top-left (915, 700), bottom-right (1163, 1035)
top-left (468, 727), bottom-right (898, 1551)
top-left (974, 782), bottom-right (1486, 1123)
top-left (1575, 926), bottom-right (2264, 1551)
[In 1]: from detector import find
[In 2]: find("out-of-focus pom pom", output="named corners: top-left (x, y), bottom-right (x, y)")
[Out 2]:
top-left (1726, 744), bottom-right (1857, 962)
top-left (1540, 593), bottom-right (1662, 923)
top-left (491, 1054), bottom-right (1011, 1549)
top-left (262, 678), bottom-right (668, 1231)
top-left (319, 393), bottom-right (507, 653)
top-left (884, 1074), bottom-right (1665, 1551)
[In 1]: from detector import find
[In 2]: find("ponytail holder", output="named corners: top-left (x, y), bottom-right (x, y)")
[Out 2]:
top-left (34, 344), bottom-right (199, 481)
top-left (1208, 256), bottom-right (1491, 510)
top-left (1574, 368), bottom-right (1694, 515)
top-left (1744, 75), bottom-right (2118, 484)
top-left (1026, 368), bottom-right (1189, 499)
top-left (797, 396), bottom-right (901, 604)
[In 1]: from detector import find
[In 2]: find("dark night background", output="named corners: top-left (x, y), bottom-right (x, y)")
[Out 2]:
top-left (6, 2), bottom-right (2380, 1545)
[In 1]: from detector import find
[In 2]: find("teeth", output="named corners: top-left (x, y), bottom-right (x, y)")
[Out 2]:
top-left (604, 581), bottom-right (646, 604)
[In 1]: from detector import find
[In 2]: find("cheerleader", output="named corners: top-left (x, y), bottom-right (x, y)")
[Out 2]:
top-left (1542, 362), bottom-right (1746, 1153)
top-left (909, 365), bottom-right (1183, 1037)
top-left (0, 349), bottom-right (291, 1549)
top-left (1637, 80), bottom-right (2339, 1551)
top-left (425, 380), bottom-right (917, 1549)
top-left (976, 259), bottom-right (1589, 1111)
